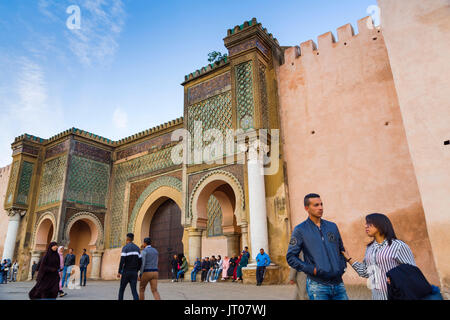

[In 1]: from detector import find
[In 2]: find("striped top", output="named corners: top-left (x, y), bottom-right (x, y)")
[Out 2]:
top-left (351, 239), bottom-right (416, 300)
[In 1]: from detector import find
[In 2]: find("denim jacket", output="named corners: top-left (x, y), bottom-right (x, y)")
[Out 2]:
top-left (286, 218), bottom-right (347, 285)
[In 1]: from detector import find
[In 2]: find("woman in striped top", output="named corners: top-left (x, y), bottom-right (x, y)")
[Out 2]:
top-left (341, 213), bottom-right (416, 300)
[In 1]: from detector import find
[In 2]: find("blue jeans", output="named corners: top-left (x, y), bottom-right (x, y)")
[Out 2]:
top-left (214, 269), bottom-right (222, 280)
top-left (80, 266), bottom-right (87, 286)
top-left (61, 266), bottom-right (73, 287)
top-left (191, 269), bottom-right (199, 281)
top-left (306, 278), bottom-right (348, 300)
top-left (176, 270), bottom-right (185, 280)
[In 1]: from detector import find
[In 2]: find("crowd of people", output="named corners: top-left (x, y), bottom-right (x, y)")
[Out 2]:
top-left (168, 246), bottom-right (272, 284)
top-left (0, 259), bottom-right (19, 283)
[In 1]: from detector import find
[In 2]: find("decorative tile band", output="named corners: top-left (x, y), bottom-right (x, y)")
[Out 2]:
top-left (187, 72), bottom-right (231, 105)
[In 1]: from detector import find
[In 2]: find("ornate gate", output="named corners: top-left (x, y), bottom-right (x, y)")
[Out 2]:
top-left (149, 199), bottom-right (184, 279)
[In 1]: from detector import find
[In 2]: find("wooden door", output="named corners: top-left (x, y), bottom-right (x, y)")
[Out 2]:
top-left (149, 199), bottom-right (184, 279)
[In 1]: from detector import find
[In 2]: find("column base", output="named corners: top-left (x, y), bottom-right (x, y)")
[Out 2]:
top-left (242, 264), bottom-right (281, 285)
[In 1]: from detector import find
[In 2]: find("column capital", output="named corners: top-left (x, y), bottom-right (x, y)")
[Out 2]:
top-left (90, 251), bottom-right (104, 257)
top-left (7, 208), bottom-right (26, 218)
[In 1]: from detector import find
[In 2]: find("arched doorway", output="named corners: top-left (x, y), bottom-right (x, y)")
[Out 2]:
top-left (148, 199), bottom-right (184, 279)
top-left (34, 217), bottom-right (55, 251)
top-left (68, 220), bottom-right (93, 277)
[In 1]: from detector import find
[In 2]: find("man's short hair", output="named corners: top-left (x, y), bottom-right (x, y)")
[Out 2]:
top-left (304, 193), bottom-right (321, 207)
top-left (83, 248), bottom-right (86, 252)
top-left (126, 233), bottom-right (134, 241)
top-left (144, 237), bottom-right (151, 245)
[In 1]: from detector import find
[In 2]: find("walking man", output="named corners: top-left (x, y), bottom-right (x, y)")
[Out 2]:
top-left (255, 248), bottom-right (271, 286)
top-left (117, 233), bottom-right (142, 300)
top-left (286, 193), bottom-right (348, 300)
top-left (138, 237), bottom-right (161, 300)
top-left (61, 248), bottom-right (76, 288)
top-left (79, 249), bottom-right (90, 287)
top-left (11, 261), bottom-right (19, 282)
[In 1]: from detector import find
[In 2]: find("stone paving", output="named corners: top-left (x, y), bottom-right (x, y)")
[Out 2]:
top-left (0, 279), bottom-right (372, 300)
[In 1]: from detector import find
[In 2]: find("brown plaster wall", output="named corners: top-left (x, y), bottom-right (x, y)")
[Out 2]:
top-left (378, 0), bottom-right (450, 297)
top-left (277, 18), bottom-right (439, 285)
top-left (0, 165), bottom-right (12, 256)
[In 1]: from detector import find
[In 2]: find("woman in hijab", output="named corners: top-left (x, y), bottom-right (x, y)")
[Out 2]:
top-left (232, 254), bottom-right (241, 282)
top-left (29, 242), bottom-right (61, 300)
top-left (236, 251), bottom-right (249, 282)
top-left (221, 256), bottom-right (230, 280)
top-left (57, 246), bottom-right (67, 297)
top-left (227, 255), bottom-right (237, 279)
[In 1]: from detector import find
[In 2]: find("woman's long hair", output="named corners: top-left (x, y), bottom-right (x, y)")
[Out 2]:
top-left (366, 213), bottom-right (398, 246)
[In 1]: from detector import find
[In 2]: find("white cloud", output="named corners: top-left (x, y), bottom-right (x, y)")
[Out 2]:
top-left (112, 107), bottom-right (128, 129)
top-left (0, 56), bottom-right (65, 167)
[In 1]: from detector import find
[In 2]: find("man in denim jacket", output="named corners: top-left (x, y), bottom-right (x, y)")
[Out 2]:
top-left (286, 193), bottom-right (348, 300)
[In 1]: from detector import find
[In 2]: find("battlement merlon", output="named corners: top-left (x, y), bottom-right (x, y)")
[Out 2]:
top-left (284, 16), bottom-right (378, 65)
top-left (223, 17), bottom-right (284, 64)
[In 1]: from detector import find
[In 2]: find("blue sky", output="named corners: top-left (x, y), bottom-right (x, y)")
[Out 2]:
top-left (0, 0), bottom-right (378, 167)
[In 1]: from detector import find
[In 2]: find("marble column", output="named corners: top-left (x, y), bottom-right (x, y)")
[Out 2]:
top-left (28, 250), bottom-right (44, 280)
top-left (2, 209), bottom-right (26, 261)
top-left (188, 228), bottom-right (202, 265)
top-left (247, 158), bottom-right (269, 261)
top-left (90, 251), bottom-right (103, 280)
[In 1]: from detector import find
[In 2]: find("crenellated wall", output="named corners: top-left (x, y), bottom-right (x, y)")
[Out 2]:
top-left (277, 16), bottom-right (439, 285)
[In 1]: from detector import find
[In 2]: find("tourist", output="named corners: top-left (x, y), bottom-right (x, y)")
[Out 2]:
top-left (288, 251), bottom-right (308, 300)
top-left (286, 193), bottom-right (348, 300)
top-left (117, 233), bottom-right (142, 300)
top-left (214, 255), bottom-right (223, 281)
top-left (0, 259), bottom-right (7, 284)
top-left (201, 257), bottom-right (210, 282)
top-left (221, 256), bottom-right (230, 280)
top-left (79, 248), bottom-right (90, 287)
top-left (11, 261), bottom-right (19, 282)
top-left (31, 261), bottom-right (38, 280)
top-left (57, 246), bottom-right (67, 297)
top-left (227, 255), bottom-right (237, 279)
top-left (341, 213), bottom-right (416, 300)
top-left (176, 255), bottom-right (188, 282)
top-left (232, 254), bottom-right (241, 282)
top-left (61, 248), bottom-right (76, 288)
top-left (29, 242), bottom-right (60, 300)
top-left (255, 249), bottom-right (270, 286)
top-left (191, 258), bottom-right (201, 282)
top-left (206, 256), bottom-right (217, 282)
top-left (138, 237), bottom-right (161, 300)
top-left (236, 251), bottom-right (249, 282)
top-left (170, 254), bottom-right (178, 282)
top-left (243, 247), bottom-right (250, 260)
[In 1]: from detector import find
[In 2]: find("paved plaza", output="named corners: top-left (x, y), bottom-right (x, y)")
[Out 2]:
top-left (0, 280), bottom-right (372, 300)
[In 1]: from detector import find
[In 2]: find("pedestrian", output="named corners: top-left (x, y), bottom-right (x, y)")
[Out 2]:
top-left (214, 255), bottom-right (223, 281)
top-left (341, 213), bottom-right (417, 300)
top-left (5, 259), bottom-right (12, 282)
top-left (236, 251), bottom-right (249, 282)
top-left (0, 260), bottom-right (7, 284)
top-left (31, 261), bottom-right (38, 280)
top-left (255, 248), bottom-right (270, 286)
top-left (206, 256), bottom-right (217, 282)
top-left (138, 237), bottom-right (161, 300)
top-left (227, 255), bottom-right (237, 279)
top-left (61, 248), bottom-right (76, 288)
top-left (286, 193), bottom-right (348, 300)
top-left (11, 261), bottom-right (19, 282)
top-left (29, 242), bottom-right (60, 300)
top-left (201, 257), bottom-right (210, 282)
top-left (176, 255), bottom-right (188, 282)
top-left (118, 233), bottom-right (142, 300)
top-left (57, 246), bottom-right (67, 297)
top-left (221, 256), bottom-right (230, 280)
top-left (170, 254), bottom-right (178, 282)
top-left (79, 248), bottom-right (90, 287)
top-left (288, 251), bottom-right (308, 300)
top-left (191, 258), bottom-right (201, 282)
